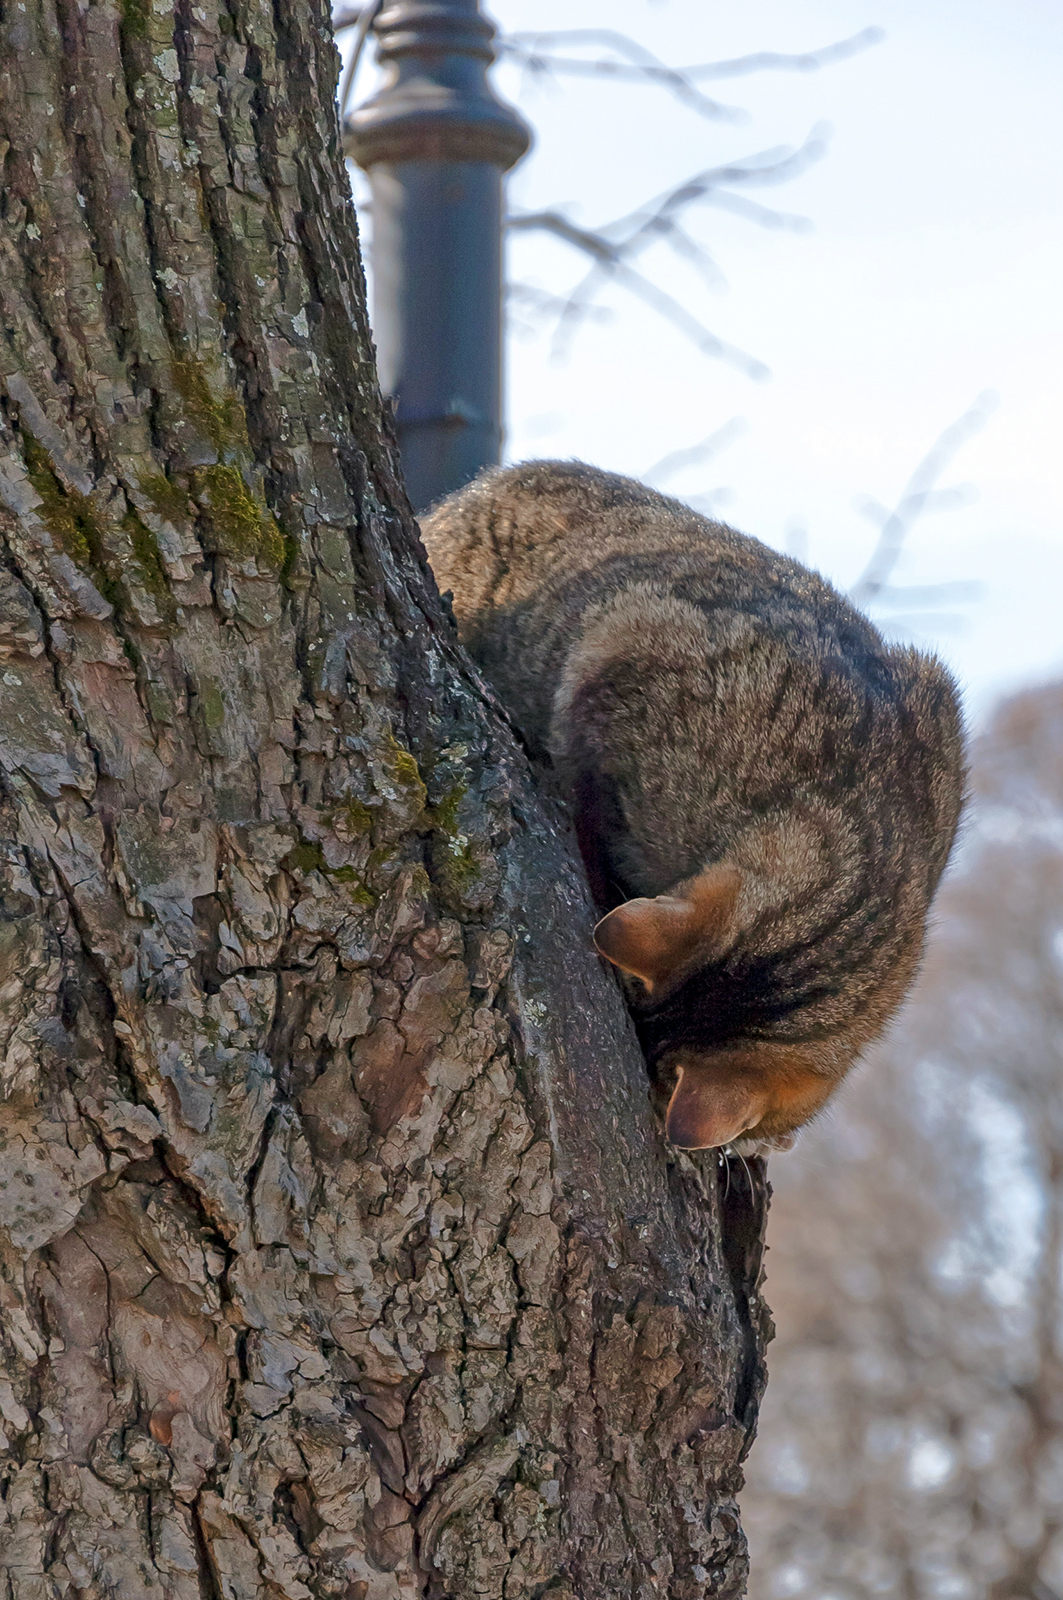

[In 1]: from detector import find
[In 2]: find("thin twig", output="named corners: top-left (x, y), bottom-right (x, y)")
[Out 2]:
top-left (503, 27), bottom-right (885, 123)
top-left (506, 283), bottom-right (613, 321)
top-left (337, 0), bottom-right (383, 119)
top-left (681, 28), bottom-right (886, 81)
top-left (340, 6), bottom-right (846, 382)
top-left (643, 418), bottom-right (748, 485)
top-left (510, 130), bottom-right (830, 281)
top-left (848, 392), bottom-right (999, 607)
top-left (506, 283), bottom-right (613, 341)
top-left (508, 212), bottom-right (772, 378)
top-left (508, 130), bottom-right (829, 375)
top-left (505, 30), bottom-right (745, 122)
top-left (332, 5), bottom-right (363, 31)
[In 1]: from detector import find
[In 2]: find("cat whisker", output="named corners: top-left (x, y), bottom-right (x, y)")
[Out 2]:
top-left (722, 1145), bottom-right (756, 1195)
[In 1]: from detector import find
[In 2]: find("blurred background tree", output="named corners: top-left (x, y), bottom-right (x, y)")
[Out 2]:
top-left (742, 680), bottom-right (1063, 1600)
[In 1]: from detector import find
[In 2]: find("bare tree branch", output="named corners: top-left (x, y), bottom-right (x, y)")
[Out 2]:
top-left (701, 190), bottom-right (813, 232)
top-left (848, 391), bottom-right (999, 608)
top-left (852, 486), bottom-right (979, 530)
top-left (507, 212), bottom-right (772, 377)
top-left (502, 27), bottom-right (885, 122)
top-left (338, 5), bottom-right (855, 385)
top-left (508, 129), bottom-right (830, 375)
top-left (337, 0), bottom-right (383, 118)
top-left (502, 29), bottom-right (746, 122)
top-left (505, 282), bottom-right (614, 342)
top-left (681, 28), bottom-right (887, 81)
top-left (643, 417), bottom-right (748, 485)
top-left (592, 131), bottom-right (831, 258)
top-left (869, 580), bottom-right (983, 607)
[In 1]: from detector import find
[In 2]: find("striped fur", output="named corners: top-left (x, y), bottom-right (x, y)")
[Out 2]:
top-left (422, 460), bottom-right (965, 1152)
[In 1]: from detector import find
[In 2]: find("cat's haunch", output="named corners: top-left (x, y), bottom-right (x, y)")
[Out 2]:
top-left (421, 460), bottom-right (965, 1154)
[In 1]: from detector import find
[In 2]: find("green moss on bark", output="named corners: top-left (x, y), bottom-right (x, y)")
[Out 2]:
top-left (138, 473), bottom-right (192, 526)
top-left (123, 512), bottom-right (174, 616)
top-left (23, 434), bottom-right (99, 568)
top-left (281, 840), bottom-right (378, 905)
top-left (331, 798), bottom-right (374, 836)
top-left (164, 359), bottom-right (294, 577)
top-left (196, 680), bottom-right (226, 729)
top-left (383, 733), bottom-right (428, 814)
top-left (192, 463), bottom-right (286, 569)
top-left (119, 0), bottom-right (151, 39)
top-left (24, 437), bottom-right (175, 623)
top-left (171, 359), bottom-right (250, 459)
top-left (283, 841), bottom-right (326, 875)
top-left (428, 783), bottom-right (468, 838)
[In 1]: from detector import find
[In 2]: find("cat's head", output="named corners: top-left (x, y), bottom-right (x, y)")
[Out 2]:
top-left (592, 840), bottom-right (931, 1152)
top-left (591, 646), bottom-right (965, 1152)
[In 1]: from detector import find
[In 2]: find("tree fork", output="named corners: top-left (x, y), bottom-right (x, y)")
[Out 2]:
top-left (0, 1), bottom-right (770, 1596)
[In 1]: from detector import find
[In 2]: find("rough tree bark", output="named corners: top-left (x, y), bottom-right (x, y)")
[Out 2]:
top-left (0, 3), bottom-right (770, 1596)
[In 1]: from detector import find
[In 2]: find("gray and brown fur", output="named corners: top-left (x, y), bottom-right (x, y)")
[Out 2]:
top-left (422, 460), bottom-right (965, 1153)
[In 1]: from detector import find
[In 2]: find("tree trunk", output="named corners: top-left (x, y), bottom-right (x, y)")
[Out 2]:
top-left (0, 3), bottom-right (769, 1596)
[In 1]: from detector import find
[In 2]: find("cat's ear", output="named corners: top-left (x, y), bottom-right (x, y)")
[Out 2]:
top-left (593, 863), bottom-right (741, 992)
top-left (664, 1047), bottom-right (838, 1150)
top-left (665, 1062), bottom-right (765, 1149)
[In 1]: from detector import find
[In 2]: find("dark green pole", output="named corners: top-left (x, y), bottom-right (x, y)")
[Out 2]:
top-left (345, 1), bottom-right (530, 513)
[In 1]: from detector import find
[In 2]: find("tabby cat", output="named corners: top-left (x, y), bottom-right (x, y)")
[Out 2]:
top-left (421, 461), bottom-right (965, 1154)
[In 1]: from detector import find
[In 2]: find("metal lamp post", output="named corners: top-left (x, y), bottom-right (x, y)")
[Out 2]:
top-left (345, 0), bottom-right (530, 513)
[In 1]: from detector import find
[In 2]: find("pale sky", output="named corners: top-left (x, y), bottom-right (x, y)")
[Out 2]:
top-left (343, 0), bottom-right (1063, 725)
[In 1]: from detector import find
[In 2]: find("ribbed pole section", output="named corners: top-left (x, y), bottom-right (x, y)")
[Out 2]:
top-left (346, 1), bottom-right (530, 512)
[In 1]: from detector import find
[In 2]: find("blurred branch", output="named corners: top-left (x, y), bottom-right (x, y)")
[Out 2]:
top-left (848, 391), bottom-right (999, 609)
top-left (506, 282), bottom-right (613, 340)
top-left (873, 611), bottom-right (969, 635)
top-left (869, 580), bottom-right (983, 607)
top-left (680, 28), bottom-right (886, 80)
top-left (507, 213), bottom-right (770, 378)
top-left (643, 417), bottom-right (748, 485)
top-left (508, 129), bottom-right (829, 376)
top-left (338, 6), bottom-right (865, 384)
top-left (503, 29), bottom-right (744, 123)
top-left (502, 27), bottom-right (885, 123)
top-left (337, 0), bottom-right (383, 119)
top-left (683, 489), bottom-right (737, 515)
top-left (853, 485), bottom-right (978, 528)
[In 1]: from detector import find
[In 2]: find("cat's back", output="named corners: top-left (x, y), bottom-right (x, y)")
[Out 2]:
top-left (420, 459), bottom-right (887, 748)
top-left (421, 458), bottom-right (670, 616)
top-left (424, 457), bottom-right (790, 612)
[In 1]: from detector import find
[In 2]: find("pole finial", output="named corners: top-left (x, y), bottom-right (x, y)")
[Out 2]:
top-left (345, 0), bottom-right (531, 171)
